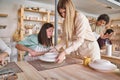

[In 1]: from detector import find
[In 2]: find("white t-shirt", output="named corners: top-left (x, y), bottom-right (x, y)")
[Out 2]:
top-left (0, 38), bottom-right (11, 55)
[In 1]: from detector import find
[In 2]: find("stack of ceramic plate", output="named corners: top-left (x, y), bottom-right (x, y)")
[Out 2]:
top-left (89, 59), bottom-right (117, 72)
top-left (39, 52), bottom-right (58, 62)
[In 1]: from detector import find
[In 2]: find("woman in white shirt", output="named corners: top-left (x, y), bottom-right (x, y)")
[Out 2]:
top-left (0, 38), bottom-right (11, 64)
top-left (53, 0), bottom-right (101, 63)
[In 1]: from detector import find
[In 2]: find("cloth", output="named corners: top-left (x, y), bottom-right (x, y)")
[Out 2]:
top-left (55, 11), bottom-right (100, 61)
top-left (0, 38), bottom-right (11, 55)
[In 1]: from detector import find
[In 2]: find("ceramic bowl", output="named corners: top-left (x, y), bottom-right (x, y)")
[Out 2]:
top-left (43, 52), bottom-right (58, 59)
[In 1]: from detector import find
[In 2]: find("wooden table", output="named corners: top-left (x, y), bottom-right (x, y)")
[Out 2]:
top-left (15, 60), bottom-right (120, 80)
top-left (101, 50), bottom-right (120, 64)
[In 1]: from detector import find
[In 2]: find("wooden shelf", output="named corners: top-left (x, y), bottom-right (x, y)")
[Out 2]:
top-left (0, 14), bottom-right (8, 17)
top-left (0, 25), bottom-right (6, 29)
top-left (24, 19), bottom-right (47, 23)
top-left (50, 21), bottom-right (63, 24)
top-left (24, 9), bottom-right (48, 14)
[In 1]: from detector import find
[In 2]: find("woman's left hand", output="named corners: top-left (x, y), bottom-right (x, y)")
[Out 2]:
top-left (56, 51), bottom-right (66, 63)
top-left (0, 53), bottom-right (8, 65)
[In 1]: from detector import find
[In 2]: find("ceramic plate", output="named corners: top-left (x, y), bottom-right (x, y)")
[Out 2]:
top-left (89, 59), bottom-right (117, 72)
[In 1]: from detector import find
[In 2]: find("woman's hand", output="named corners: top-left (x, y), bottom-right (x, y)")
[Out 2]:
top-left (0, 53), bottom-right (8, 65)
top-left (56, 51), bottom-right (66, 63)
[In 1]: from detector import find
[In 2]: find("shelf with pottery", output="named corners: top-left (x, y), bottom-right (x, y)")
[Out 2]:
top-left (24, 8), bottom-right (63, 24)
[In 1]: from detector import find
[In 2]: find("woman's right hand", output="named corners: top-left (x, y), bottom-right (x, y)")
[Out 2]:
top-left (56, 51), bottom-right (66, 63)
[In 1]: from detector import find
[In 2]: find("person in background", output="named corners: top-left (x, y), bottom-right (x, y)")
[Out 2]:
top-left (16, 23), bottom-right (54, 61)
top-left (50, 0), bottom-right (101, 63)
top-left (97, 29), bottom-right (114, 49)
top-left (91, 14), bottom-right (110, 39)
top-left (0, 38), bottom-right (11, 65)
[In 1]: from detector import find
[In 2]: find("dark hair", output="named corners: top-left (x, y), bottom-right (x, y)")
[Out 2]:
top-left (38, 23), bottom-right (54, 46)
top-left (97, 14), bottom-right (110, 25)
top-left (104, 29), bottom-right (114, 35)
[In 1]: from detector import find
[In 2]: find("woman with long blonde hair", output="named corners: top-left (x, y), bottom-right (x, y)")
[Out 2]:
top-left (54, 0), bottom-right (101, 63)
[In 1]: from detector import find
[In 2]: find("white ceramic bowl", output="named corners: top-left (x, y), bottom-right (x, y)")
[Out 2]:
top-left (43, 52), bottom-right (58, 59)
top-left (39, 52), bottom-right (58, 62)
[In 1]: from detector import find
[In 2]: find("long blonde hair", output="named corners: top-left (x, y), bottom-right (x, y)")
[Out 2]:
top-left (57, 0), bottom-right (76, 47)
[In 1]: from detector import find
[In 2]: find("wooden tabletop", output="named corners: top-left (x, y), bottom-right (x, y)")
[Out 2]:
top-left (15, 60), bottom-right (120, 80)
